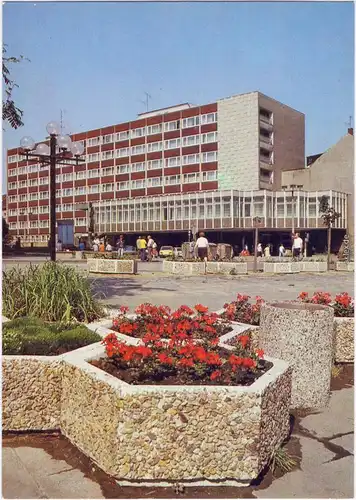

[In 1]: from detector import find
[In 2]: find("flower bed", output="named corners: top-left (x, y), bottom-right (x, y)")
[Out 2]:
top-left (87, 258), bottom-right (137, 274)
top-left (60, 342), bottom-right (291, 485)
top-left (335, 261), bottom-right (354, 272)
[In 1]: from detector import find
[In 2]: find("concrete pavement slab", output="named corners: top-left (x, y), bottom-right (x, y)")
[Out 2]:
top-left (330, 434), bottom-right (354, 454)
top-left (2, 448), bottom-right (47, 499)
top-left (299, 436), bottom-right (336, 471)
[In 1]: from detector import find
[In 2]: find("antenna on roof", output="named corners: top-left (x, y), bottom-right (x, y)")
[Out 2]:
top-left (345, 115), bottom-right (353, 128)
top-left (60, 109), bottom-right (64, 134)
top-left (140, 92), bottom-right (152, 112)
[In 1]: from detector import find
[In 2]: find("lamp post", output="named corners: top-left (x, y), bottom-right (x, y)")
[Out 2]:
top-left (253, 216), bottom-right (263, 273)
top-left (282, 183), bottom-right (303, 241)
top-left (20, 122), bottom-right (85, 261)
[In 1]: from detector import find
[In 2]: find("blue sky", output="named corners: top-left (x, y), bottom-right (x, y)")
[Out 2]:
top-left (3, 1), bottom-right (354, 191)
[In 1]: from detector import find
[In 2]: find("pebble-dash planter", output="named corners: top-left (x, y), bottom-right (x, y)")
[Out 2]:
top-left (162, 261), bottom-right (248, 276)
top-left (333, 317), bottom-right (354, 363)
top-left (335, 261), bottom-right (354, 272)
top-left (87, 259), bottom-right (137, 274)
top-left (259, 302), bottom-right (334, 410)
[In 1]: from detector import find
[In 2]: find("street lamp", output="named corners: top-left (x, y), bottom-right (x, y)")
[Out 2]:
top-left (20, 122), bottom-right (85, 261)
top-left (253, 216), bottom-right (263, 273)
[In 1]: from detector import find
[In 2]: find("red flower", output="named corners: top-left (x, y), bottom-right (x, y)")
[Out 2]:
top-left (229, 354), bottom-right (243, 366)
top-left (238, 335), bottom-right (250, 348)
top-left (178, 358), bottom-right (194, 368)
top-left (195, 304), bottom-right (209, 314)
top-left (256, 349), bottom-right (264, 359)
top-left (210, 370), bottom-right (222, 381)
top-left (298, 291), bottom-right (309, 301)
top-left (157, 353), bottom-right (173, 365)
top-left (119, 305), bottom-right (129, 313)
top-left (136, 346), bottom-right (152, 358)
top-left (205, 352), bottom-right (222, 365)
top-left (193, 346), bottom-right (207, 362)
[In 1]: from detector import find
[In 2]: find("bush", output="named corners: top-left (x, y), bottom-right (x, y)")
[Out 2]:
top-left (2, 262), bottom-right (104, 323)
top-left (2, 317), bottom-right (101, 355)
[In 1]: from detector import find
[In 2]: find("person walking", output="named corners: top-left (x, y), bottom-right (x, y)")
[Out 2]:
top-left (279, 243), bottom-right (285, 258)
top-left (195, 232), bottom-right (209, 262)
top-left (147, 235), bottom-right (154, 262)
top-left (117, 235), bottom-right (125, 258)
top-left (92, 240), bottom-right (99, 252)
top-left (257, 242), bottom-right (263, 258)
top-left (56, 239), bottom-right (63, 252)
top-left (137, 235), bottom-right (147, 261)
top-left (152, 240), bottom-right (158, 260)
top-left (264, 244), bottom-right (271, 258)
top-left (292, 232), bottom-right (303, 259)
top-left (106, 241), bottom-right (113, 252)
top-left (78, 239), bottom-right (85, 251)
top-left (99, 241), bottom-right (105, 252)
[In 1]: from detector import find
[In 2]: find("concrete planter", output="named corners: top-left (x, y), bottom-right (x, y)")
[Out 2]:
top-left (56, 251), bottom-right (75, 260)
top-left (163, 261), bottom-right (247, 276)
top-left (335, 261), bottom-right (354, 272)
top-left (87, 259), bottom-right (137, 274)
top-left (299, 261), bottom-right (327, 272)
top-left (263, 262), bottom-right (301, 274)
top-left (60, 344), bottom-right (291, 486)
top-left (333, 317), bottom-right (354, 363)
top-left (260, 302), bottom-right (334, 410)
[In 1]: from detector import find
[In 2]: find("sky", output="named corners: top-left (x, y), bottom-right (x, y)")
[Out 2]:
top-left (2, 1), bottom-right (354, 192)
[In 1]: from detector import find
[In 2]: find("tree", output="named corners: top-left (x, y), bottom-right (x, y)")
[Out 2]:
top-left (319, 195), bottom-right (341, 270)
top-left (3, 45), bottom-right (28, 129)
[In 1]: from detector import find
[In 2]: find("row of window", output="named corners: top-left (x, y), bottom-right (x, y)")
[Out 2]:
top-left (87, 113), bottom-right (218, 146)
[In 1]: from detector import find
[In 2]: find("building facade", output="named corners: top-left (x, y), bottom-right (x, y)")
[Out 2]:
top-left (5, 90), bottom-right (349, 250)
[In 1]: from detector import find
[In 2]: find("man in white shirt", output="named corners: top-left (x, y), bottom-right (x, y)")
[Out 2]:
top-left (292, 233), bottom-right (303, 258)
top-left (147, 235), bottom-right (154, 261)
top-left (195, 232), bottom-right (209, 261)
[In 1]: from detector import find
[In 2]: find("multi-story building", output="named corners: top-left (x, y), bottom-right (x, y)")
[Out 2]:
top-left (2, 195), bottom-right (7, 222)
top-left (5, 91), bottom-right (350, 251)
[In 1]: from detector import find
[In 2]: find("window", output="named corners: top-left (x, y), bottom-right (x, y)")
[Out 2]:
top-left (76, 170), bottom-right (87, 180)
top-left (165, 156), bottom-right (181, 168)
top-left (131, 162), bottom-right (145, 173)
top-left (147, 124), bottom-right (162, 135)
top-left (39, 191), bottom-right (49, 199)
top-left (18, 167), bottom-right (26, 175)
top-left (131, 144), bottom-right (146, 155)
top-left (165, 138), bottom-right (181, 150)
top-left (62, 173), bottom-right (74, 182)
top-left (101, 183), bottom-right (114, 192)
top-left (117, 147), bottom-right (130, 158)
top-left (9, 195), bottom-right (17, 203)
top-left (39, 176), bottom-right (49, 185)
top-left (39, 205), bottom-right (49, 213)
top-left (89, 185), bottom-right (100, 194)
top-left (39, 220), bottom-right (49, 228)
top-left (164, 120), bottom-right (180, 132)
top-left (147, 141), bottom-right (162, 153)
top-left (183, 173), bottom-right (200, 183)
top-left (202, 171), bottom-right (217, 182)
top-left (131, 179), bottom-right (146, 189)
top-left (29, 192), bottom-right (38, 201)
top-left (102, 166), bottom-right (115, 176)
top-left (259, 108), bottom-right (273, 122)
top-left (30, 221), bottom-right (39, 228)
top-left (201, 131), bottom-right (217, 143)
top-left (131, 127), bottom-right (146, 138)
top-left (87, 137), bottom-right (101, 147)
top-left (19, 180), bottom-right (27, 188)
top-left (202, 151), bottom-right (217, 163)
top-left (182, 154), bottom-right (200, 165)
top-left (75, 186), bottom-right (86, 195)
top-left (88, 153), bottom-right (99, 163)
top-left (19, 194), bottom-right (27, 202)
top-left (75, 218), bottom-right (86, 226)
top-left (9, 222), bottom-right (17, 229)
top-left (201, 112), bottom-right (217, 124)
top-left (116, 131), bottom-right (130, 141)
top-left (62, 188), bottom-right (73, 197)
top-left (102, 150), bottom-right (114, 160)
top-left (182, 135), bottom-right (199, 147)
top-left (118, 164), bottom-right (130, 174)
top-left (9, 209), bottom-right (17, 216)
top-left (62, 204), bottom-right (73, 211)
top-left (165, 175), bottom-right (180, 185)
top-left (8, 155), bottom-right (19, 163)
top-left (9, 182), bottom-right (17, 190)
top-left (147, 159), bottom-right (163, 170)
top-left (28, 179), bottom-right (38, 187)
top-left (183, 116), bottom-right (200, 128)
top-left (28, 164), bottom-right (39, 173)
top-left (88, 169), bottom-right (100, 178)
top-left (103, 134), bottom-right (113, 144)
top-left (118, 181), bottom-right (130, 190)
top-left (147, 177), bottom-right (162, 187)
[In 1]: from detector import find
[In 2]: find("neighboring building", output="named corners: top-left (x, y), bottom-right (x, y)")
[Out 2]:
top-left (282, 128), bottom-right (354, 251)
top-left (2, 194), bottom-right (7, 221)
top-left (5, 90), bottom-right (348, 251)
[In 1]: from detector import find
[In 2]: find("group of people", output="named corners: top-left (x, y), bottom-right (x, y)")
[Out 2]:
top-left (241, 232), bottom-right (304, 259)
top-left (136, 235), bottom-right (158, 262)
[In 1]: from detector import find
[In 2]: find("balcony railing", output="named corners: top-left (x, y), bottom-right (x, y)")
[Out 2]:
top-left (259, 135), bottom-right (273, 151)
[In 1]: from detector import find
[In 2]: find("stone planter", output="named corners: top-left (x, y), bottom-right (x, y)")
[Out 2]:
top-left (60, 344), bottom-right (292, 486)
top-left (87, 259), bottom-right (137, 274)
top-left (299, 261), bottom-right (327, 272)
top-left (260, 302), bottom-right (334, 410)
top-left (334, 317), bottom-right (354, 363)
top-left (335, 261), bottom-right (354, 272)
top-left (163, 261), bottom-right (247, 276)
top-left (263, 262), bottom-right (301, 274)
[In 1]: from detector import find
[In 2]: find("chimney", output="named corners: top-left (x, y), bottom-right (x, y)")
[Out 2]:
top-left (348, 127), bottom-right (353, 135)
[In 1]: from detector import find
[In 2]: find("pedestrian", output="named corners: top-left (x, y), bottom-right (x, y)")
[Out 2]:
top-left (147, 235), bottom-right (154, 262)
top-left (99, 241), bottom-right (105, 252)
top-left (79, 239), bottom-right (85, 251)
top-left (56, 239), bottom-right (63, 252)
top-left (279, 243), bottom-right (285, 258)
top-left (137, 235), bottom-right (147, 261)
top-left (106, 241), bottom-right (113, 252)
top-left (189, 240), bottom-right (195, 259)
top-left (117, 234), bottom-right (125, 258)
top-left (152, 240), bottom-right (158, 260)
top-left (92, 241), bottom-right (99, 252)
top-left (257, 242), bottom-right (263, 258)
top-left (264, 244), bottom-right (270, 258)
top-left (195, 231), bottom-right (209, 262)
top-left (292, 232), bottom-right (303, 259)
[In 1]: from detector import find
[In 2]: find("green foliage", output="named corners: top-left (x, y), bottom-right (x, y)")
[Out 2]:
top-left (319, 195), bottom-right (341, 228)
top-left (270, 446), bottom-right (297, 474)
top-left (2, 317), bottom-right (101, 355)
top-left (2, 262), bottom-right (104, 323)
